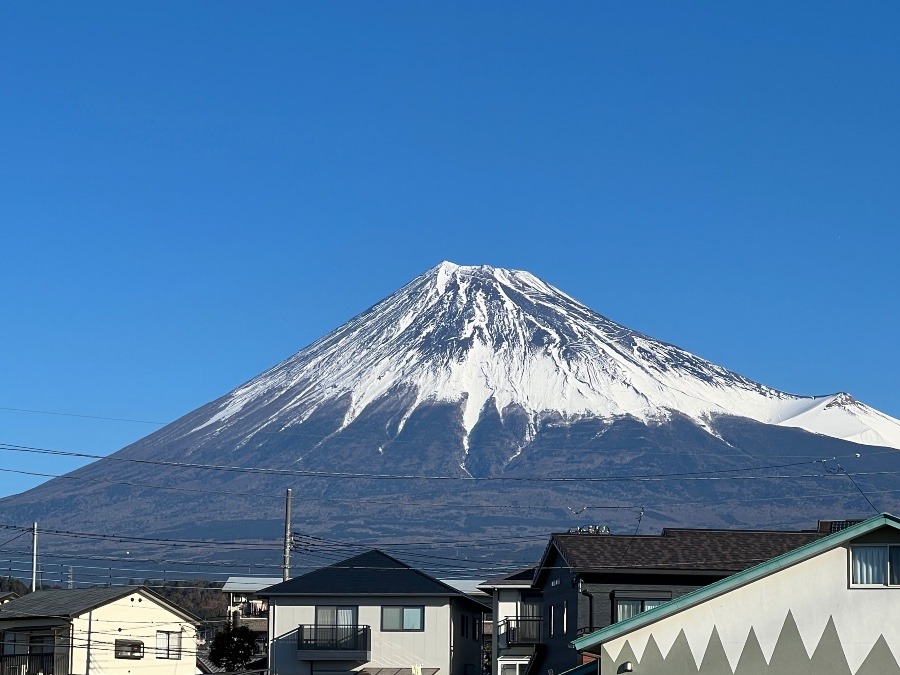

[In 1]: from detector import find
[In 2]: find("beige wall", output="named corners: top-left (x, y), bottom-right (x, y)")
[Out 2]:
top-left (68, 591), bottom-right (196, 675)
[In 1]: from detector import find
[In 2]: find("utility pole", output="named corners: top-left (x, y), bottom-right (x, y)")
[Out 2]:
top-left (31, 522), bottom-right (38, 592)
top-left (282, 488), bottom-right (292, 581)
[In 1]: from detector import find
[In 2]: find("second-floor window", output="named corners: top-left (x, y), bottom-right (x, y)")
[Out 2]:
top-left (615, 598), bottom-right (666, 622)
top-left (315, 606), bottom-right (358, 626)
top-left (156, 631), bottom-right (181, 660)
top-left (851, 545), bottom-right (900, 586)
top-left (115, 640), bottom-right (144, 659)
top-left (382, 606), bottom-right (424, 631)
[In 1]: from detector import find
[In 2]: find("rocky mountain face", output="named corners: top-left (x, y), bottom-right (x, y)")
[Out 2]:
top-left (2, 262), bottom-right (898, 574)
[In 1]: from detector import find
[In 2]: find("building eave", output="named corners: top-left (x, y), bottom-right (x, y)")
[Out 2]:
top-left (571, 512), bottom-right (900, 653)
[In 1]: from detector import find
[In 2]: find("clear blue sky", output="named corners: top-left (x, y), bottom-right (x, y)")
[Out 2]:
top-left (2, 2), bottom-right (899, 498)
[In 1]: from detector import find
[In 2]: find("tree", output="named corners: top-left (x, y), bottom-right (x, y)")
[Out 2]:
top-left (0, 576), bottom-right (27, 596)
top-left (209, 622), bottom-right (257, 672)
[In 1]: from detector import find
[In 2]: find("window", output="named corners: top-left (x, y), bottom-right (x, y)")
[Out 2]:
top-left (2, 633), bottom-right (52, 657)
top-left (382, 606), bottom-right (424, 631)
top-left (472, 615), bottom-right (480, 641)
top-left (315, 606), bottom-right (358, 626)
top-left (562, 601), bottom-right (567, 635)
top-left (156, 631), bottom-right (181, 660)
top-left (500, 663), bottom-right (529, 675)
top-left (548, 605), bottom-right (554, 637)
top-left (28, 636), bottom-right (54, 656)
top-left (461, 614), bottom-right (469, 638)
top-left (851, 545), bottom-right (900, 586)
top-left (115, 640), bottom-right (144, 659)
top-left (612, 591), bottom-right (671, 623)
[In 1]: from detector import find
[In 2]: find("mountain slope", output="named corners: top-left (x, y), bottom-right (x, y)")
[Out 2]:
top-left (180, 261), bottom-right (900, 458)
top-left (1, 261), bottom-right (898, 571)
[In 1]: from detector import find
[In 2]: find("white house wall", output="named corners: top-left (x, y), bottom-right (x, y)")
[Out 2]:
top-left (270, 597), bottom-right (453, 675)
top-left (492, 589), bottom-right (534, 673)
top-left (71, 592), bottom-right (196, 675)
top-left (598, 545), bottom-right (899, 675)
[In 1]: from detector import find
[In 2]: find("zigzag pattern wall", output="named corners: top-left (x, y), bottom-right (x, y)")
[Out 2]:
top-left (600, 611), bottom-right (899, 675)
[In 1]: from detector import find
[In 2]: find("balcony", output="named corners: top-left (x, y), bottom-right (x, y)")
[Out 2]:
top-left (498, 618), bottom-right (542, 647)
top-left (297, 625), bottom-right (371, 661)
top-left (0, 653), bottom-right (67, 675)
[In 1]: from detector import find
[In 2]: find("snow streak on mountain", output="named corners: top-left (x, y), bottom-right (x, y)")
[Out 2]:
top-left (188, 261), bottom-right (900, 455)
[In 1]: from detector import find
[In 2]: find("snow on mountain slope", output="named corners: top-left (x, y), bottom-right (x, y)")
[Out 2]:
top-left (190, 262), bottom-right (900, 451)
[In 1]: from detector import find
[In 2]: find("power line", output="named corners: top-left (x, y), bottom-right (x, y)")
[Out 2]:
top-left (0, 406), bottom-right (165, 425)
top-left (3, 440), bottom-right (889, 483)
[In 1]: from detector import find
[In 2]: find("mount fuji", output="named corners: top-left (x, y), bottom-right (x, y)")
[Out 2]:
top-left (2, 262), bottom-right (899, 569)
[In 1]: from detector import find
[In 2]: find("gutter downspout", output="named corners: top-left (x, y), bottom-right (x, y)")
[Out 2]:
top-left (579, 580), bottom-right (594, 634)
top-left (268, 601), bottom-right (275, 675)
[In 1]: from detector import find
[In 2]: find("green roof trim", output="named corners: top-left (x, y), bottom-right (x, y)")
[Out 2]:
top-left (571, 512), bottom-right (900, 653)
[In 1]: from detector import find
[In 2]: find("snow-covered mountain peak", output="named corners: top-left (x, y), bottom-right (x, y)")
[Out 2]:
top-left (192, 262), bottom-right (900, 451)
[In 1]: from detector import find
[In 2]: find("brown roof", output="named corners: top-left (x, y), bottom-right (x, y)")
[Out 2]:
top-left (547, 527), bottom-right (826, 574)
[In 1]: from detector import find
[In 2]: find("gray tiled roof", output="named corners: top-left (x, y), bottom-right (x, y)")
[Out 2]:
top-left (0, 587), bottom-right (138, 619)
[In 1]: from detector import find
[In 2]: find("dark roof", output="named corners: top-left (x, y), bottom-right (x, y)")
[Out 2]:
top-left (479, 566), bottom-right (537, 590)
top-left (260, 550), bottom-right (481, 600)
top-left (0, 586), bottom-right (199, 623)
top-left (540, 527), bottom-right (826, 578)
top-left (572, 513), bottom-right (900, 652)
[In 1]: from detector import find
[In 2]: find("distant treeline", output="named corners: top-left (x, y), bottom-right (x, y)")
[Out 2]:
top-left (144, 579), bottom-right (228, 621)
top-left (0, 576), bottom-right (28, 596)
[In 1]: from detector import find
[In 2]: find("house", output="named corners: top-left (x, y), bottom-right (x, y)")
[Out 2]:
top-left (478, 567), bottom-right (539, 675)
top-left (0, 586), bottom-right (198, 675)
top-left (222, 576), bottom-right (283, 655)
top-left (259, 549), bottom-right (489, 675)
top-left (571, 512), bottom-right (900, 675)
top-left (488, 522), bottom-right (831, 675)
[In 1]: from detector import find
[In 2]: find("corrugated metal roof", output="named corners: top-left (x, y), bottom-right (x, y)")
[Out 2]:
top-left (222, 577), bottom-right (283, 593)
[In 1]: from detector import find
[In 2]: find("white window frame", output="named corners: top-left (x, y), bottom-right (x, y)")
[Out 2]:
top-left (850, 545), bottom-right (900, 587)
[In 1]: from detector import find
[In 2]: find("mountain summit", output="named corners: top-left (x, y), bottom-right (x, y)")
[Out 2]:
top-left (3, 261), bottom-right (899, 562)
top-left (190, 261), bottom-right (900, 459)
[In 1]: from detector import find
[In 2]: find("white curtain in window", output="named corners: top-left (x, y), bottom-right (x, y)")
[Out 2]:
top-left (316, 606), bottom-right (336, 626)
top-left (890, 547), bottom-right (900, 585)
top-left (616, 600), bottom-right (642, 621)
top-left (336, 607), bottom-right (356, 626)
top-left (643, 599), bottom-right (665, 611)
top-left (852, 546), bottom-right (887, 584)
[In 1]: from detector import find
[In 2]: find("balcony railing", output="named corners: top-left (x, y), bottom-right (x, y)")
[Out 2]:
top-left (298, 625), bottom-right (371, 652)
top-left (0, 653), bottom-right (66, 675)
top-left (498, 618), bottom-right (542, 646)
